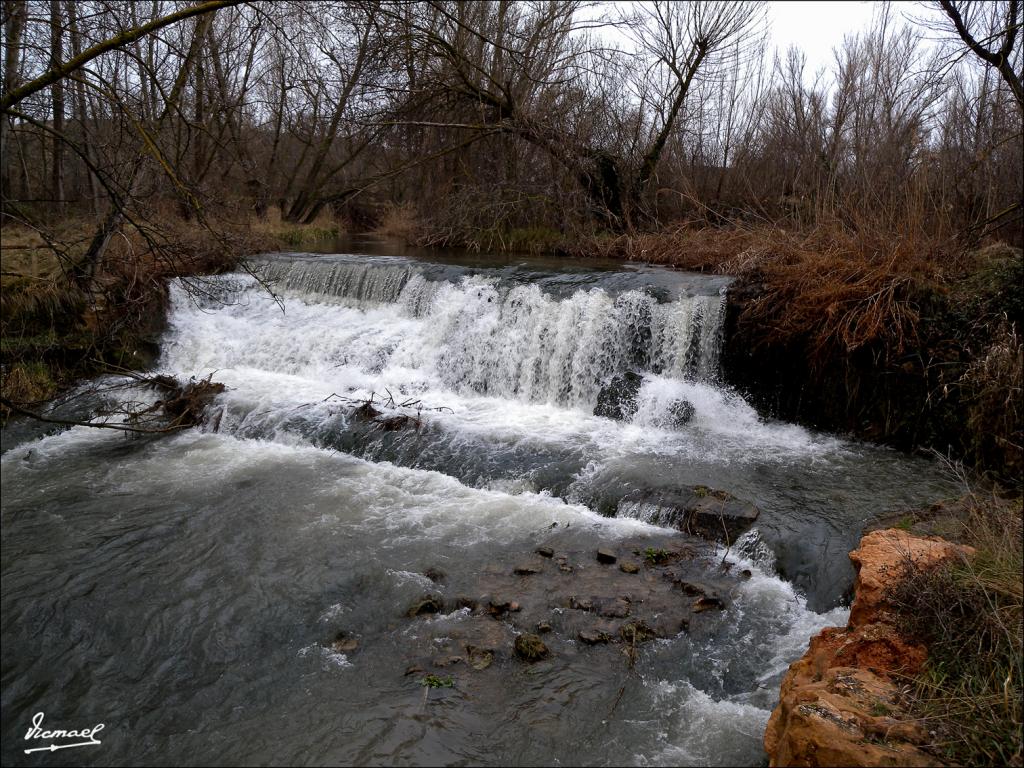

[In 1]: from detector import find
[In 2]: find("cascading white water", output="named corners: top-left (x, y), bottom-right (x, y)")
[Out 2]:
top-left (186, 256), bottom-right (728, 411)
top-left (259, 257), bottom-right (421, 306)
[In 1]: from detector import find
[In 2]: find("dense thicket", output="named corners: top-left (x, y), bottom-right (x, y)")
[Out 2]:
top-left (1, 0), bottom-right (1020, 252)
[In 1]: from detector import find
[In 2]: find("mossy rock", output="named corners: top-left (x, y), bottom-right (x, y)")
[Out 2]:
top-left (513, 632), bottom-right (549, 662)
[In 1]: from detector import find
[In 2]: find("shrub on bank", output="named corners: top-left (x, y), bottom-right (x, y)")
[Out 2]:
top-left (0, 217), bottom-right (281, 415)
top-left (889, 495), bottom-right (1023, 766)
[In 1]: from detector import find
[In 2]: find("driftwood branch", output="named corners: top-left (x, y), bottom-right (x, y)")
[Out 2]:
top-left (1, 372), bottom-right (225, 435)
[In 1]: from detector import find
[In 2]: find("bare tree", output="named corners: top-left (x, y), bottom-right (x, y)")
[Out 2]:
top-left (938, 0), bottom-right (1023, 110)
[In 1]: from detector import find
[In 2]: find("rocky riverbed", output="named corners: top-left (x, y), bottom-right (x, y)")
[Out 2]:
top-left (327, 529), bottom-right (748, 690)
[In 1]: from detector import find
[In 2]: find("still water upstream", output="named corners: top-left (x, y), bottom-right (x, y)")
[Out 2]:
top-left (1, 246), bottom-right (956, 765)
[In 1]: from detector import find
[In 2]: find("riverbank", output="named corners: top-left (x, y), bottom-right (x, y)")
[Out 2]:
top-left (562, 226), bottom-right (1021, 486)
top-left (1, 216), bottom-right (337, 409)
top-left (764, 496), bottom-right (1023, 767)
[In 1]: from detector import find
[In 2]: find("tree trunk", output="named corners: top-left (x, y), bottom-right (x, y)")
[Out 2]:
top-left (2, 0), bottom-right (27, 207)
top-left (49, 0), bottom-right (65, 214)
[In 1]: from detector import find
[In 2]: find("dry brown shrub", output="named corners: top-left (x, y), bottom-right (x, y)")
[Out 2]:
top-left (960, 324), bottom-right (1024, 480)
top-left (576, 219), bottom-right (957, 370)
top-left (374, 204), bottom-right (422, 242)
top-left (890, 495), bottom-right (1023, 766)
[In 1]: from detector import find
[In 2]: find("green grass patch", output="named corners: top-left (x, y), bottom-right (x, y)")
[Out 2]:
top-left (420, 674), bottom-right (454, 689)
top-left (643, 547), bottom-right (670, 565)
top-left (272, 225), bottom-right (340, 247)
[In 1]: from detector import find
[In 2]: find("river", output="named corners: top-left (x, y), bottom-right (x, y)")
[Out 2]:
top-left (0, 246), bottom-right (956, 766)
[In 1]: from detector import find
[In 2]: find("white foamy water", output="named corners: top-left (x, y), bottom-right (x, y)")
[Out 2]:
top-left (159, 267), bottom-right (837, 463)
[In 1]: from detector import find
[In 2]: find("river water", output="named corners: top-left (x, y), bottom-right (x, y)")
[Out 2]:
top-left (1, 248), bottom-right (956, 766)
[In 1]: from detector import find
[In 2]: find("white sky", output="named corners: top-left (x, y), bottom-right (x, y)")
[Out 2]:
top-left (768, 1), bottom-right (878, 73)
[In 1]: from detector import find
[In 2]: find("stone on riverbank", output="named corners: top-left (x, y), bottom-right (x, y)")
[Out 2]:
top-left (763, 529), bottom-right (974, 768)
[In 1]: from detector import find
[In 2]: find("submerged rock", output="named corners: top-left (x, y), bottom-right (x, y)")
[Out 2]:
top-left (513, 564), bottom-right (541, 576)
top-left (596, 549), bottom-right (617, 564)
top-left (619, 561), bottom-right (640, 574)
top-left (692, 596), bottom-right (723, 613)
top-left (330, 631), bottom-right (359, 654)
top-left (466, 645), bottom-right (493, 670)
top-left (620, 486), bottom-right (759, 542)
top-left (578, 629), bottom-right (609, 645)
top-left (432, 655), bottom-right (463, 668)
top-left (424, 567), bottom-right (447, 583)
top-left (597, 597), bottom-right (630, 618)
top-left (452, 596), bottom-right (478, 611)
top-left (514, 633), bottom-right (549, 662)
top-left (407, 595), bottom-right (444, 617)
top-left (486, 599), bottom-right (521, 617)
top-left (593, 371), bottom-right (643, 421)
top-left (619, 621), bottom-right (656, 644)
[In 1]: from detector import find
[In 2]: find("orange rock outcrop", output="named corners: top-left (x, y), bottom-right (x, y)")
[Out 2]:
top-left (763, 529), bottom-right (974, 767)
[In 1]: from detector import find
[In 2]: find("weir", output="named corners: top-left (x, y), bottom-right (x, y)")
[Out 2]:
top-left (160, 252), bottom-right (954, 609)
top-left (250, 253), bottom-right (730, 398)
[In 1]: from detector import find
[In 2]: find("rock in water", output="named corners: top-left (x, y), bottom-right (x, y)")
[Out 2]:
top-left (513, 564), bottom-right (541, 575)
top-left (514, 633), bottom-right (549, 662)
top-left (351, 401), bottom-right (382, 422)
top-left (330, 631), bottom-right (359, 653)
top-left (596, 549), bottom-right (617, 564)
top-left (620, 486), bottom-right (759, 542)
top-left (424, 567), bottom-right (446, 583)
top-left (578, 629), bottom-right (609, 645)
top-left (593, 371), bottom-right (643, 421)
top-left (466, 646), bottom-right (493, 671)
top-left (667, 398), bottom-right (695, 426)
top-left (407, 595), bottom-right (444, 617)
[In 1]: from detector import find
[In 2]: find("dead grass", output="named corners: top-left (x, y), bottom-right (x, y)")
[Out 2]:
top-left (374, 203), bottom-right (422, 242)
top-left (961, 324), bottom-right (1024, 481)
top-left (568, 221), bottom-right (960, 364)
top-left (889, 493), bottom-right (1024, 766)
top-left (0, 214), bottom-right (279, 417)
top-left (0, 361), bottom-right (58, 404)
top-left (247, 206), bottom-right (342, 248)
top-left (1, 218), bottom-right (94, 283)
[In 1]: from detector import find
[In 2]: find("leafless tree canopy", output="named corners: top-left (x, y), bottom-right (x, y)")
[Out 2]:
top-left (1, 0), bottom-right (1021, 264)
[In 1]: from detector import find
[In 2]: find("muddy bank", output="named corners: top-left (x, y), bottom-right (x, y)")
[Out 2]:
top-left (763, 529), bottom-right (973, 767)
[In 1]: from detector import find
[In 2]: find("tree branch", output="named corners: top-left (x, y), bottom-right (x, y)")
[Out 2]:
top-left (1, 0), bottom-right (244, 112)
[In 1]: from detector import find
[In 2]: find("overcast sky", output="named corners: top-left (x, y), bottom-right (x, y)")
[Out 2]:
top-left (768, 1), bottom-right (878, 72)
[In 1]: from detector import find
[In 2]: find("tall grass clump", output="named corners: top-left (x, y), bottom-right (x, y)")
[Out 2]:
top-left (890, 494), bottom-right (1023, 766)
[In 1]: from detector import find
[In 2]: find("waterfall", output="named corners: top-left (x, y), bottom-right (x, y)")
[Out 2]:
top-left (229, 255), bottom-right (729, 410)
